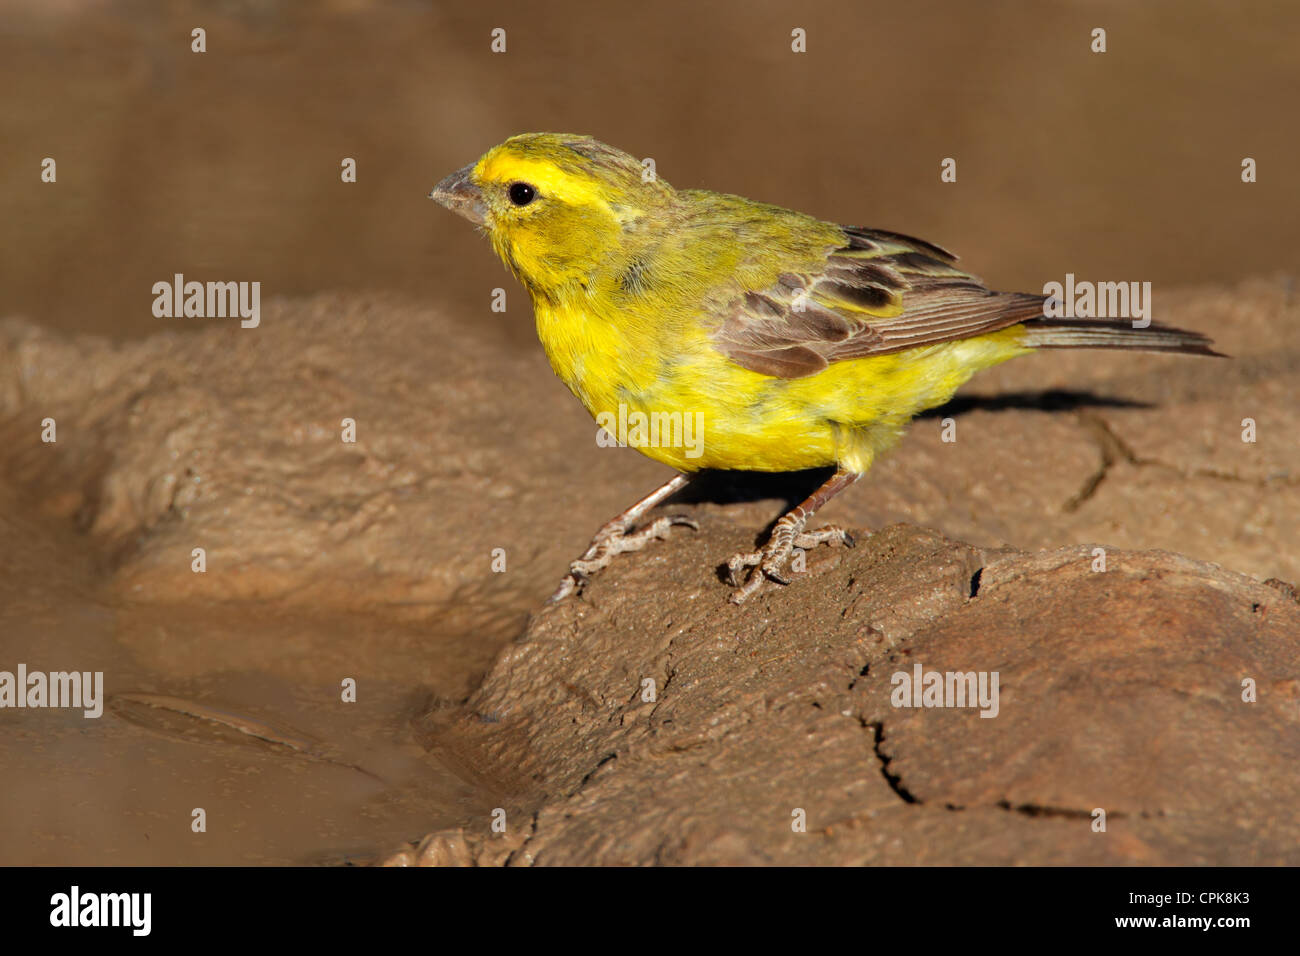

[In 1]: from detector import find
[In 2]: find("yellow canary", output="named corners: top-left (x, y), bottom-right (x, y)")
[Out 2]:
top-left (431, 133), bottom-right (1218, 603)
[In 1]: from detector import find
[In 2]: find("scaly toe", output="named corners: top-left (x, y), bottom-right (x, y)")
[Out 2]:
top-left (547, 574), bottom-right (579, 605)
top-left (726, 523), bottom-right (862, 603)
top-left (728, 567), bottom-right (768, 604)
top-left (726, 543), bottom-right (795, 602)
top-left (791, 525), bottom-right (856, 550)
top-left (758, 546), bottom-right (796, 583)
top-left (725, 551), bottom-right (762, 586)
top-left (641, 514), bottom-right (700, 541)
top-left (549, 511), bottom-right (698, 603)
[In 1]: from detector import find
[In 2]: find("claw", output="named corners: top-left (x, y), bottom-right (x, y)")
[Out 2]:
top-left (547, 577), bottom-right (578, 605)
top-left (726, 516), bottom-right (860, 604)
top-left (547, 489), bottom-right (698, 603)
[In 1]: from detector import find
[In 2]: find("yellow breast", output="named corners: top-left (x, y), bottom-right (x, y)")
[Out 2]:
top-left (534, 299), bottom-right (1030, 475)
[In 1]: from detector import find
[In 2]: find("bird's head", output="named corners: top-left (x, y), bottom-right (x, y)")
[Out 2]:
top-left (430, 133), bottom-right (674, 298)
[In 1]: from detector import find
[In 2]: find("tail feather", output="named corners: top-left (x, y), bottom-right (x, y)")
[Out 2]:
top-left (1022, 317), bottom-right (1224, 357)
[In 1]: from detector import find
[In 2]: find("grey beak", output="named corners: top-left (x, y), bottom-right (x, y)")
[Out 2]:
top-left (430, 163), bottom-right (487, 225)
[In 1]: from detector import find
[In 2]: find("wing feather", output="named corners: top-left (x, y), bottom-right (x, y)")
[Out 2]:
top-left (712, 226), bottom-right (1045, 379)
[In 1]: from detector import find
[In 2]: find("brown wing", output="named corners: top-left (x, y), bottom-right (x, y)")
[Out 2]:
top-left (712, 226), bottom-right (1046, 379)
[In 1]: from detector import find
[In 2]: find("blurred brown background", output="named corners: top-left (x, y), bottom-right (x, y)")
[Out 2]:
top-left (2, 0), bottom-right (1297, 345)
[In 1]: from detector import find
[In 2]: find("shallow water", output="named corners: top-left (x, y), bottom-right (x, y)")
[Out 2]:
top-left (0, 498), bottom-right (497, 865)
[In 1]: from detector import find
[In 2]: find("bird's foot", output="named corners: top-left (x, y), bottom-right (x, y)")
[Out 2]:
top-left (725, 512), bottom-right (858, 604)
top-left (548, 512), bottom-right (699, 603)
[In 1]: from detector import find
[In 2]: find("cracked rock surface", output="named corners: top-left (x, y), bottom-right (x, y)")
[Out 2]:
top-left (391, 526), bottom-right (1300, 865)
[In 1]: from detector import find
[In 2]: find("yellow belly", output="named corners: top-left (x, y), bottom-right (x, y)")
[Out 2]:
top-left (534, 300), bottom-right (1031, 475)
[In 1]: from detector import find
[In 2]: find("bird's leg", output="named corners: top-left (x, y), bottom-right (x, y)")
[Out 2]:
top-left (548, 473), bottom-right (697, 603)
top-left (726, 469), bottom-right (862, 604)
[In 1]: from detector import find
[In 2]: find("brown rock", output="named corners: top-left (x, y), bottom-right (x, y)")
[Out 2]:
top-left (397, 525), bottom-right (1300, 865)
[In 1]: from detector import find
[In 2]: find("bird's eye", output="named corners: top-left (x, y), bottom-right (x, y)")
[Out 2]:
top-left (508, 182), bottom-right (537, 206)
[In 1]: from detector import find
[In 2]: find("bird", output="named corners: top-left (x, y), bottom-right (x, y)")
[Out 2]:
top-left (430, 133), bottom-right (1219, 604)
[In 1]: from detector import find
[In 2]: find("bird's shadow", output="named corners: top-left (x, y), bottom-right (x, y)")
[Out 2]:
top-left (914, 388), bottom-right (1149, 421)
top-left (671, 388), bottom-right (1150, 510)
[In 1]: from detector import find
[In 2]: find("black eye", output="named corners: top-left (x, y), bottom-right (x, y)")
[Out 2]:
top-left (508, 182), bottom-right (537, 206)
